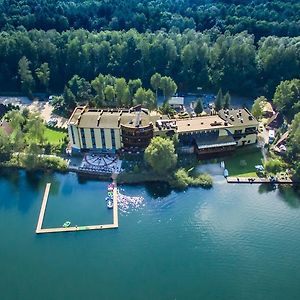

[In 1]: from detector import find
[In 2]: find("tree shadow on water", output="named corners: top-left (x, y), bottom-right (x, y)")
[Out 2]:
top-left (0, 169), bottom-right (21, 210)
top-left (25, 170), bottom-right (44, 191)
top-left (277, 185), bottom-right (300, 209)
top-left (258, 183), bottom-right (300, 209)
top-left (145, 181), bottom-right (172, 199)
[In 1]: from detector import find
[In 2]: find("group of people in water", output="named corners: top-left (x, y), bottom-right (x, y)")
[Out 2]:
top-left (105, 182), bottom-right (144, 212)
top-left (117, 191), bottom-right (144, 213)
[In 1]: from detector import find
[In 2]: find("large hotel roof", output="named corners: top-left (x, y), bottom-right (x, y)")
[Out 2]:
top-left (68, 106), bottom-right (165, 129)
top-left (68, 106), bottom-right (258, 132)
top-left (175, 115), bottom-right (229, 133)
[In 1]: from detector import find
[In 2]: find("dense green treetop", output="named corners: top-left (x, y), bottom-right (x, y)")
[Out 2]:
top-left (273, 79), bottom-right (300, 122)
top-left (1, 29), bottom-right (299, 97)
top-left (1, 0), bottom-right (300, 39)
top-left (287, 112), bottom-right (300, 160)
top-left (251, 96), bottom-right (267, 120)
top-left (144, 136), bottom-right (177, 175)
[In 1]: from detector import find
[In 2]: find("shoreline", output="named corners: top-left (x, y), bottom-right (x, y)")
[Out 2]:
top-left (1, 165), bottom-right (298, 192)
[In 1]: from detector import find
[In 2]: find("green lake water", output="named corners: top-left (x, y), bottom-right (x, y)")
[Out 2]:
top-left (0, 169), bottom-right (300, 300)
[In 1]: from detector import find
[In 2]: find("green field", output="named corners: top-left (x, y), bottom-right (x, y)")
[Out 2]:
top-left (225, 146), bottom-right (264, 177)
top-left (44, 128), bottom-right (67, 145)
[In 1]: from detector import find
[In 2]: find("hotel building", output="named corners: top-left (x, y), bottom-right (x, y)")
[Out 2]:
top-left (68, 105), bottom-right (258, 156)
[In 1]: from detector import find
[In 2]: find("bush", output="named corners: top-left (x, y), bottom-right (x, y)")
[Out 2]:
top-left (39, 156), bottom-right (68, 171)
top-left (170, 168), bottom-right (190, 189)
top-left (264, 158), bottom-right (286, 174)
top-left (170, 168), bottom-right (213, 190)
top-left (191, 174), bottom-right (213, 188)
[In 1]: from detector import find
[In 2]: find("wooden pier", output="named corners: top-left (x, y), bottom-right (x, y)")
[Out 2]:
top-left (36, 183), bottom-right (51, 233)
top-left (36, 180), bottom-right (119, 234)
top-left (226, 177), bottom-right (294, 184)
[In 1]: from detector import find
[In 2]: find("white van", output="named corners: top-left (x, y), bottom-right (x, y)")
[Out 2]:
top-left (268, 130), bottom-right (275, 143)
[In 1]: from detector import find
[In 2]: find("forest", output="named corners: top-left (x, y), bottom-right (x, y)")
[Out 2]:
top-left (1, 28), bottom-right (300, 98)
top-left (1, 0), bottom-right (300, 39)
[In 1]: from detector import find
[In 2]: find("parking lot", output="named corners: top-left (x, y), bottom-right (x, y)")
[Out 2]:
top-left (0, 96), bottom-right (68, 128)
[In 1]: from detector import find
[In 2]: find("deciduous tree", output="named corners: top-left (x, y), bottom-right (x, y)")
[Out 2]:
top-left (144, 137), bottom-right (177, 175)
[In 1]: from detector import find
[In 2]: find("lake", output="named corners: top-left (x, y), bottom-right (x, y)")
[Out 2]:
top-left (0, 169), bottom-right (300, 300)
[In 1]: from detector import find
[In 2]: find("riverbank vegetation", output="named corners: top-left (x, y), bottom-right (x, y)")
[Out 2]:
top-left (145, 137), bottom-right (212, 187)
top-left (118, 143), bottom-right (213, 189)
top-left (250, 78), bottom-right (300, 186)
top-left (0, 109), bottom-right (68, 171)
top-left (269, 80), bottom-right (300, 183)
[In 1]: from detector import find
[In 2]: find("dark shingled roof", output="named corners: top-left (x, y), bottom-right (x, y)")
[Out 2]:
top-left (218, 108), bottom-right (258, 127)
top-left (195, 135), bottom-right (236, 150)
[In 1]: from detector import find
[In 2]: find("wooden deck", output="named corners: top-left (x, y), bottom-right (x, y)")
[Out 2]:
top-left (36, 180), bottom-right (119, 234)
top-left (36, 183), bottom-right (51, 233)
top-left (226, 177), bottom-right (294, 184)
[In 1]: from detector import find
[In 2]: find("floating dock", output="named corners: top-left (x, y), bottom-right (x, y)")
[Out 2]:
top-left (226, 177), bottom-right (294, 184)
top-left (36, 183), bottom-right (51, 233)
top-left (36, 180), bottom-right (119, 234)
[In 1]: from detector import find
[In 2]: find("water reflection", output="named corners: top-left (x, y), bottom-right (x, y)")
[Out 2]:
top-left (0, 168), bottom-right (20, 188)
top-left (145, 181), bottom-right (172, 198)
top-left (25, 170), bottom-right (44, 191)
top-left (258, 183), bottom-right (277, 194)
top-left (277, 185), bottom-right (300, 209)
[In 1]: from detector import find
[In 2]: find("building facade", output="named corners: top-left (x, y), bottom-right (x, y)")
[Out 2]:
top-left (68, 105), bottom-right (163, 153)
top-left (68, 106), bottom-right (258, 156)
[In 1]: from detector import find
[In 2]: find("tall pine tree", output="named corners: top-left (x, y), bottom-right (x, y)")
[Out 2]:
top-left (215, 88), bottom-right (223, 111)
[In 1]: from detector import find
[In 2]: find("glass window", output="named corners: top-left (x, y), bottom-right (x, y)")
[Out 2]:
top-left (101, 129), bottom-right (106, 149)
top-left (80, 128), bottom-right (86, 148)
top-left (91, 128), bottom-right (96, 148)
top-left (111, 129), bottom-right (116, 149)
top-left (70, 126), bottom-right (75, 145)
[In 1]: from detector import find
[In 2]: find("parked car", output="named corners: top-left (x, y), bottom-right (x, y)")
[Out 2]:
top-left (47, 118), bottom-right (58, 126)
top-left (258, 124), bottom-right (264, 132)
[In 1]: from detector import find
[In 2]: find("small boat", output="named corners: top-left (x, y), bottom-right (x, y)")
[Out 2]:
top-left (107, 200), bottom-right (113, 209)
top-left (63, 221), bottom-right (71, 228)
top-left (105, 196), bottom-right (111, 201)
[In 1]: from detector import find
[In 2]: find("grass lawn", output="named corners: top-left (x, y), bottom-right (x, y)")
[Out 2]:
top-left (44, 127), bottom-right (67, 145)
top-left (225, 146), bottom-right (264, 177)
